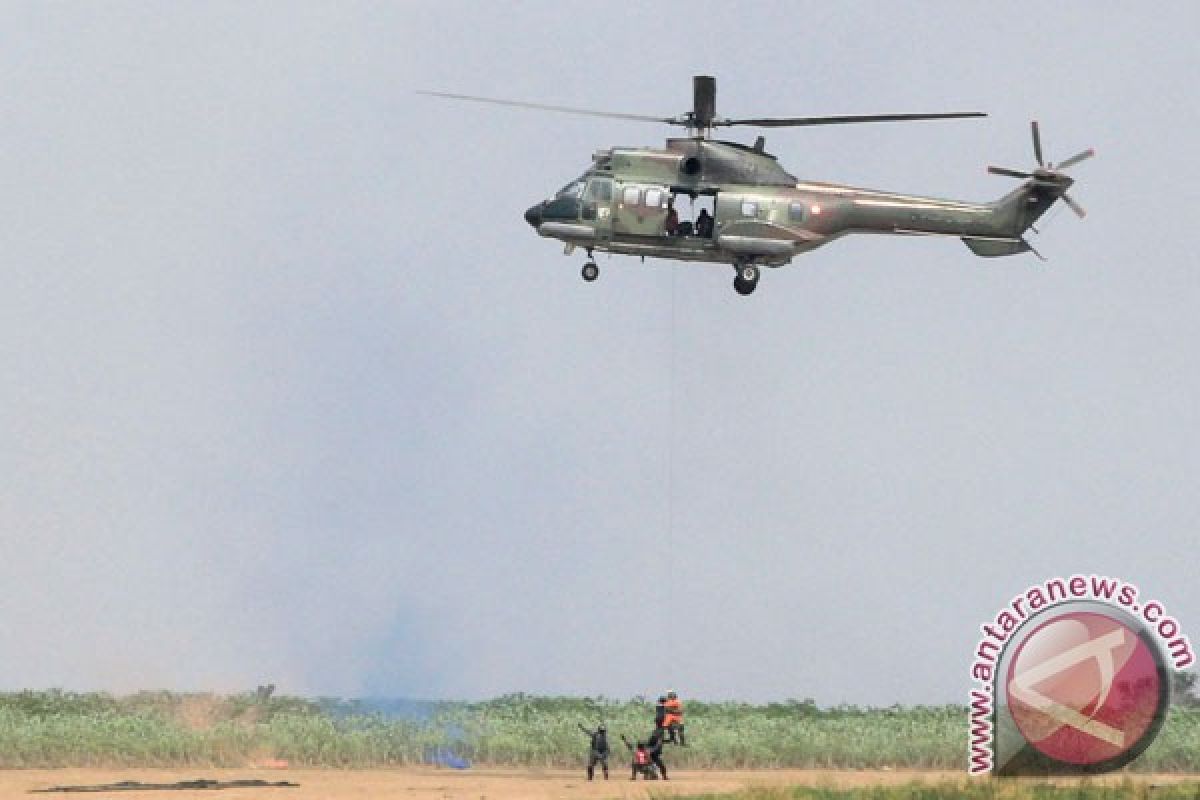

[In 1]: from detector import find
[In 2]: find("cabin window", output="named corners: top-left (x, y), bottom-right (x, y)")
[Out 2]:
top-left (622, 186), bottom-right (641, 207)
top-left (645, 188), bottom-right (663, 208)
top-left (789, 202), bottom-right (806, 222)
top-left (587, 178), bottom-right (612, 202)
top-left (741, 200), bottom-right (758, 217)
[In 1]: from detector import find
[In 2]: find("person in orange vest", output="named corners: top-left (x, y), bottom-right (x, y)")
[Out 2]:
top-left (663, 690), bottom-right (686, 746)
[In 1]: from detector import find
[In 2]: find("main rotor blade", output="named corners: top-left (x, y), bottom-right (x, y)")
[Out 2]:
top-left (720, 111), bottom-right (986, 128)
top-left (988, 166), bottom-right (1033, 179)
top-left (1062, 193), bottom-right (1087, 219)
top-left (1031, 120), bottom-right (1044, 167)
top-left (1056, 148), bottom-right (1096, 171)
top-left (417, 90), bottom-right (673, 124)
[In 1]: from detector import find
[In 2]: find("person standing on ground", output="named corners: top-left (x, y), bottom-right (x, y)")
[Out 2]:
top-left (578, 723), bottom-right (609, 780)
top-left (645, 726), bottom-right (668, 780)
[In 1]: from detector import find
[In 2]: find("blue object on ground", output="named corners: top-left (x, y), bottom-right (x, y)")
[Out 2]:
top-left (428, 747), bottom-right (470, 769)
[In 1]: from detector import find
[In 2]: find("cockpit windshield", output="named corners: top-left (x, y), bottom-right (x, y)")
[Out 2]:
top-left (555, 179), bottom-right (586, 199)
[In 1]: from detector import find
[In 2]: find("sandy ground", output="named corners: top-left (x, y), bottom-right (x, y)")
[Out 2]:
top-left (9, 767), bottom-right (1199, 799)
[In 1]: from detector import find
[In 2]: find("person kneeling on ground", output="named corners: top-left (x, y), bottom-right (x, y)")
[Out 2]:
top-left (619, 734), bottom-right (658, 780)
top-left (578, 723), bottom-right (609, 780)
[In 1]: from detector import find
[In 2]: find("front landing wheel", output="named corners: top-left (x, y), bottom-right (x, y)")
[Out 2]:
top-left (737, 263), bottom-right (760, 284)
top-left (582, 262), bottom-right (599, 282)
top-left (734, 263), bottom-right (759, 295)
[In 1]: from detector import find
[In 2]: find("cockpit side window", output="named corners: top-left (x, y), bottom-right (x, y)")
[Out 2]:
top-left (586, 178), bottom-right (612, 202)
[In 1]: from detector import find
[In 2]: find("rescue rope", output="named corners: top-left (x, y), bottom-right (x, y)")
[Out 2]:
top-left (667, 264), bottom-right (677, 610)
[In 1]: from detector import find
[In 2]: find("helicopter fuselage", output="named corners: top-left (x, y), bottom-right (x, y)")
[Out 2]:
top-left (524, 138), bottom-right (1070, 286)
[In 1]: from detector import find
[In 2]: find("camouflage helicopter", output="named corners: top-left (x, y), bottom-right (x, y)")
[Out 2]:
top-left (421, 76), bottom-right (1092, 295)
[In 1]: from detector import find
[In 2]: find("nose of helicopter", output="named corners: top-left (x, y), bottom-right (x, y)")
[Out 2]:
top-left (524, 203), bottom-right (543, 228)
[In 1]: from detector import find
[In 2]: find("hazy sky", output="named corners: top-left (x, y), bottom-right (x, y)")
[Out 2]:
top-left (2, 2), bottom-right (1198, 705)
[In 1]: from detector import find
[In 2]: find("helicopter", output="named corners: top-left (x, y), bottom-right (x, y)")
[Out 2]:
top-left (421, 76), bottom-right (1093, 295)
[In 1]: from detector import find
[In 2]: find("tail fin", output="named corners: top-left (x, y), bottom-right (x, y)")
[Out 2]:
top-left (959, 185), bottom-right (1038, 257)
top-left (964, 121), bottom-right (1093, 258)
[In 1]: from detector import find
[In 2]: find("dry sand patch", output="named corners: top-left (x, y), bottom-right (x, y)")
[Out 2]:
top-left (9, 767), bottom-right (1195, 799)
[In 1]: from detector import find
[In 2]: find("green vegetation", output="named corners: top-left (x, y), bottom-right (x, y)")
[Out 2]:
top-left (1, 691), bottom-right (1199, 771)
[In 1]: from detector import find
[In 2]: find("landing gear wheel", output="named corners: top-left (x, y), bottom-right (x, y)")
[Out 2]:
top-left (733, 263), bottom-right (759, 295)
top-left (581, 262), bottom-right (599, 282)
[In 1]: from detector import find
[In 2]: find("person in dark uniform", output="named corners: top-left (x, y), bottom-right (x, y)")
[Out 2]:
top-left (665, 198), bottom-right (680, 236)
top-left (695, 208), bottom-right (713, 238)
top-left (578, 723), bottom-right (609, 780)
top-left (654, 696), bottom-right (668, 733)
top-left (645, 726), bottom-right (669, 780)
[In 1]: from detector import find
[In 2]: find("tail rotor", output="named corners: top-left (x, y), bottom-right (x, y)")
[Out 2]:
top-left (988, 120), bottom-right (1094, 219)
